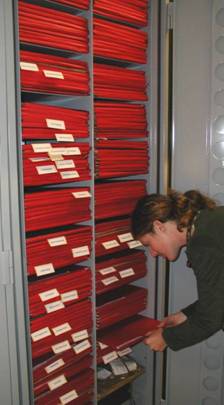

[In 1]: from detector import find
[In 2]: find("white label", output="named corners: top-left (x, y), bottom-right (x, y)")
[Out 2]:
top-left (127, 240), bottom-right (143, 249)
top-left (72, 246), bottom-right (90, 258)
top-left (30, 157), bottom-right (50, 162)
top-left (71, 329), bottom-right (88, 343)
top-left (102, 276), bottom-right (119, 286)
top-left (31, 327), bottom-right (51, 342)
top-left (32, 143), bottom-right (52, 153)
top-left (35, 263), bottom-right (55, 276)
top-left (98, 341), bottom-right (108, 349)
top-left (102, 240), bottom-right (120, 250)
top-left (45, 300), bottom-right (65, 313)
top-left (46, 119), bottom-right (65, 130)
top-left (36, 165), bottom-right (57, 175)
top-left (99, 266), bottom-right (116, 276)
top-left (73, 339), bottom-right (91, 354)
top-left (59, 390), bottom-right (78, 404)
top-left (43, 70), bottom-right (64, 79)
top-left (119, 268), bottom-right (135, 278)
top-left (102, 351), bottom-right (118, 365)
top-left (20, 62), bottom-right (39, 71)
top-left (48, 236), bottom-right (67, 247)
top-left (39, 288), bottom-right (59, 302)
top-left (62, 147), bottom-right (81, 156)
top-left (60, 171), bottom-right (80, 179)
top-left (55, 134), bottom-right (74, 142)
top-left (45, 358), bottom-right (65, 374)
top-left (117, 232), bottom-right (133, 243)
top-left (48, 374), bottom-right (67, 391)
top-left (52, 340), bottom-right (71, 354)
top-left (118, 347), bottom-right (132, 356)
top-left (72, 191), bottom-right (91, 198)
top-left (52, 322), bottom-right (72, 336)
top-left (56, 160), bottom-right (75, 169)
top-left (48, 152), bottom-right (64, 161)
top-left (61, 290), bottom-right (79, 303)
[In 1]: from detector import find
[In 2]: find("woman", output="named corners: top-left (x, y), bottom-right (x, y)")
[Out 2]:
top-left (132, 189), bottom-right (224, 351)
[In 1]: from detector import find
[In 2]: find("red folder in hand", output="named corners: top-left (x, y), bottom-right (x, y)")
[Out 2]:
top-left (94, 0), bottom-right (148, 27)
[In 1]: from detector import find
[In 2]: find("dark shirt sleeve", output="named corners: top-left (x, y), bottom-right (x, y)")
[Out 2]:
top-left (162, 246), bottom-right (224, 351)
top-left (181, 301), bottom-right (198, 317)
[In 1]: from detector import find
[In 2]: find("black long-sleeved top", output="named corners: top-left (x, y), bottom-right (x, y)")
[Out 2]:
top-left (163, 207), bottom-right (224, 351)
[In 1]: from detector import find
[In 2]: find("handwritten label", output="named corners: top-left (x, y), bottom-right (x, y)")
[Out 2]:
top-left (127, 240), bottom-right (143, 249)
top-left (46, 119), bottom-right (65, 130)
top-left (39, 288), bottom-right (59, 302)
top-left (117, 232), bottom-right (133, 243)
top-left (45, 358), bottom-right (65, 374)
top-left (119, 268), bottom-right (135, 278)
top-left (73, 339), bottom-right (91, 354)
top-left (99, 267), bottom-right (116, 275)
top-left (72, 246), bottom-right (90, 258)
top-left (52, 340), bottom-right (71, 354)
top-left (59, 390), bottom-right (78, 404)
top-left (32, 143), bottom-right (52, 153)
top-left (60, 171), bottom-right (80, 179)
top-left (102, 351), bottom-right (118, 364)
top-left (31, 327), bottom-right (51, 342)
top-left (102, 240), bottom-right (120, 250)
top-left (72, 191), bottom-right (91, 198)
top-left (20, 62), bottom-right (39, 71)
top-left (71, 329), bottom-right (88, 343)
top-left (35, 263), bottom-right (55, 277)
top-left (43, 70), bottom-right (64, 79)
top-left (48, 374), bottom-right (67, 391)
top-left (55, 134), bottom-right (74, 142)
top-left (45, 300), bottom-right (65, 313)
top-left (61, 290), bottom-right (79, 303)
top-left (56, 160), bottom-right (75, 169)
top-left (52, 322), bottom-right (72, 336)
top-left (48, 236), bottom-right (67, 247)
top-left (102, 276), bottom-right (119, 286)
top-left (36, 165), bottom-right (57, 175)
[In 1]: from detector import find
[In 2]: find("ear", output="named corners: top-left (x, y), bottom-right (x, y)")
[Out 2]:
top-left (153, 220), bottom-right (166, 234)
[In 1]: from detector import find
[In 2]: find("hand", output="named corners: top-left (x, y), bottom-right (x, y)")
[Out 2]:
top-left (144, 328), bottom-right (167, 352)
top-left (158, 311), bottom-right (187, 328)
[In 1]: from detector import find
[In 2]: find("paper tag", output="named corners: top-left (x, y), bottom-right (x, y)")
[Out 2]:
top-left (60, 171), bottom-right (80, 179)
top-left (30, 157), bottom-right (50, 162)
top-left (35, 263), bottom-right (55, 276)
top-left (31, 327), bottom-right (51, 342)
top-left (102, 240), bottom-right (120, 250)
top-left (59, 390), bottom-right (78, 404)
top-left (55, 160), bottom-right (75, 169)
top-left (45, 300), bottom-right (65, 313)
top-left (61, 147), bottom-right (81, 156)
top-left (71, 329), bottom-right (88, 343)
top-left (48, 374), bottom-right (67, 391)
top-left (43, 70), bottom-right (64, 79)
top-left (73, 339), bottom-right (91, 354)
top-left (39, 288), bottom-right (59, 302)
top-left (127, 240), bottom-right (143, 249)
top-left (117, 232), bottom-right (133, 243)
top-left (72, 246), bottom-right (90, 258)
top-left (32, 143), bottom-right (52, 153)
top-left (99, 266), bottom-right (116, 275)
top-left (52, 322), bottom-right (72, 336)
top-left (55, 134), bottom-right (74, 142)
top-left (48, 236), bottom-right (67, 247)
top-left (48, 152), bottom-right (64, 161)
top-left (46, 119), bottom-right (65, 130)
top-left (98, 341), bottom-right (108, 349)
top-left (72, 191), bottom-right (91, 198)
top-left (102, 276), bottom-right (119, 286)
top-left (20, 62), bottom-right (39, 71)
top-left (102, 351), bottom-right (118, 364)
top-left (61, 290), bottom-right (79, 303)
top-left (118, 347), bottom-right (132, 356)
top-left (36, 165), bottom-right (57, 175)
top-left (52, 340), bottom-right (71, 354)
top-left (119, 268), bottom-right (135, 278)
top-left (45, 358), bottom-right (65, 374)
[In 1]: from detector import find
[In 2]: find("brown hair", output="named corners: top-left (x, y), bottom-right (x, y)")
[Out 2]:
top-left (131, 189), bottom-right (216, 238)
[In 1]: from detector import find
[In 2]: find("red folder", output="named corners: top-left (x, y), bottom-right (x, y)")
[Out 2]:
top-left (26, 226), bottom-right (91, 276)
top-left (22, 103), bottom-right (89, 140)
top-left (49, 0), bottom-right (89, 9)
top-left (19, 2), bottom-right (88, 54)
top-left (94, 17), bottom-right (147, 64)
top-left (95, 180), bottom-right (146, 220)
top-left (24, 187), bottom-right (91, 232)
top-left (94, 63), bottom-right (147, 101)
top-left (95, 140), bottom-right (149, 179)
top-left (93, 0), bottom-right (148, 27)
top-left (20, 50), bottom-right (89, 95)
top-left (29, 265), bottom-right (92, 317)
top-left (23, 142), bottom-right (90, 186)
top-left (94, 102), bottom-right (148, 139)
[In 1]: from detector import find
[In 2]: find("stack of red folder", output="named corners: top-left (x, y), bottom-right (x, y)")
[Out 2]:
top-left (31, 299), bottom-right (92, 360)
top-left (96, 285), bottom-right (147, 329)
top-left (95, 140), bottom-right (149, 178)
top-left (20, 50), bottom-right (89, 95)
top-left (95, 180), bottom-right (146, 220)
top-left (25, 187), bottom-right (91, 232)
top-left (35, 368), bottom-right (94, 405)
top-left (96, 250), bottom-right (147, 294)
top-left (52, 0), bottom-right (89, 9)
top-left (94, 63), bottom-right (147, 101)
top-left (22, 103), bottom-right (89, 140)
top-left (95, 217), bottom-right (142, 257)
top-left (26, 226), bottom-right (91, 276)
top-left (94, 18), bottom-right (147, 64)
top-left (19, 2), bottom-right (88, 54)
top-left (23, 143), bottom-right (90, 186)
top-left (94, 102), bottom-right (147, 139)
top-left (29, 266), bottom-right (92, 317)
top-left (93, 0), bottom-right (148, 27)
